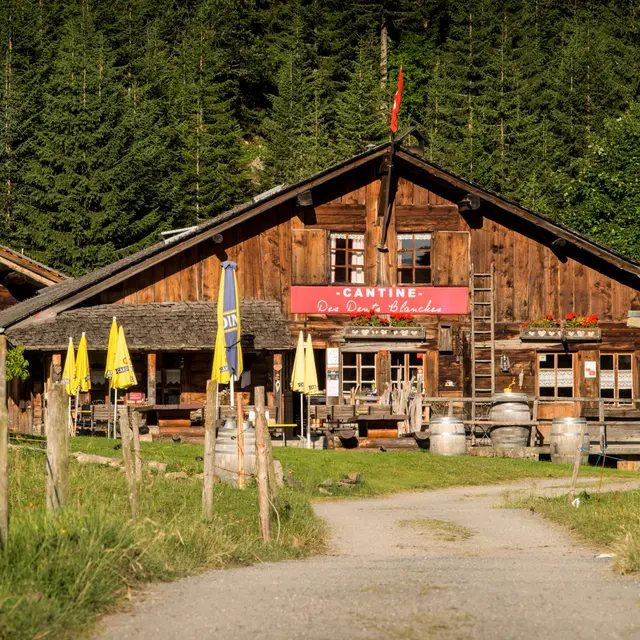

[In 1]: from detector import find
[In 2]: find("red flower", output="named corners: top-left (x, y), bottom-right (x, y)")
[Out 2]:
top-left (380, 318), bottom-right (389, 324)
top-left (546, 314), bottom-right (554, 321)
top-left (522, 323), bottom-right (527, 328)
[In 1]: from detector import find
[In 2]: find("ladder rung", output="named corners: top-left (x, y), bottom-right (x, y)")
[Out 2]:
top-left (474, 288), bottom-right (492, 291)
top-left (475, 359), bottom-right (492, 363)
top-left (473, 273), bottom-right (491, 277)
top-left (475, 374), bottom-right (492, 378)
top-left (473, 301), bottom-right (491, 305)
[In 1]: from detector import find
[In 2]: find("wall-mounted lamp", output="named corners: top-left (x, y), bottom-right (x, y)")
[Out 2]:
top-left (500, 352), bottom-right (511, 373)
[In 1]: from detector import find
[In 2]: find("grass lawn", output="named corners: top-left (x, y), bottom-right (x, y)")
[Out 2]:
top-left (506, 488), bottom-right (640, 574)
top-left (272, 448), bottom-right (634, 498)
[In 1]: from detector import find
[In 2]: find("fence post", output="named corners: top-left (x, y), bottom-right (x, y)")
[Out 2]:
top-left (236, 392), bottom-right (245, 489)
top-left (46, 383), bottom-right (68, 511)
top-left (119, 406), bottom-right (138, 520)
top-left (0, 336), bottom-right (8, 548)
top-left (131, 407), bottom-right (142, 483)
top-left (255, 386), bottom-right (270, 542)
top-left (203, 380), bottom-right (216, 521)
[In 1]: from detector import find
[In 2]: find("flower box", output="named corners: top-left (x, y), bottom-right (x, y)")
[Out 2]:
top-left (344, 326), bottom-right (426, 340)
top-left (563, 327), bottom-right (601, 342)
top-left (519, 327), bottom-right (601, 342)
top-left (519, 327), bottom-right (563, 341)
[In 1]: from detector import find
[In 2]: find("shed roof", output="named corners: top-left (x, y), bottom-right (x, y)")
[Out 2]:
top-left (0, 244), bottom-right (66, 286)
top-left (5, 301), bottom-right (293, 351)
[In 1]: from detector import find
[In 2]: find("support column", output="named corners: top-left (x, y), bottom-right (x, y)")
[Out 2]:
top-left (147, 353), bottom-right (157, 406)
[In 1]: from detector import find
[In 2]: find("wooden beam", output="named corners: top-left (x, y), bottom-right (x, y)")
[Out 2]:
top-left (147, 353), bottom-right (157, 406)
top-left (0, 252), bottom-right (60, 287)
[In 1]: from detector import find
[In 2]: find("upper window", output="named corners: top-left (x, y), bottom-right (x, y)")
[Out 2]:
top-left (538, 353), bottom-right (574, 397)
top-left (397, 234), bottom-right (431, 284)
top-left (330, 232), bottom-right (364, 284)
top-left (601, 353), bottom-right (633, 404)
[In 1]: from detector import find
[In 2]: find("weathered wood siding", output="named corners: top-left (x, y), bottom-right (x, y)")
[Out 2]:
top-left (89, 172), bottom-right (638, 327)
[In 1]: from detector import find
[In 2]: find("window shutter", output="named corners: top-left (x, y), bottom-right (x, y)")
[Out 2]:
top-left (292, 229), bottom-right (328, 285)
top-left (432, 232), bottom-right (469, 286)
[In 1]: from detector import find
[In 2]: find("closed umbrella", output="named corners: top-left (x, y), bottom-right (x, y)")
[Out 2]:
top-left (112, 326), bottom-right (137, 436)
top-left (73, 332), bottom-right (91, 435)
top-left (61, 337), bottom-right (76, 433)
top-left (105, 317), bottom-right (118, 437)
top-left (303, 334), bottom-right (319, 448)
top-left (290, 331), bottom-right (306, 442)
top-left (211, 261), bottom-right (243, 407)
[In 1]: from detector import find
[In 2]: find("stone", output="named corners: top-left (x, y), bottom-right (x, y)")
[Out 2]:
top-left (319, 478), bottom-right (334, 488)
top-left (146, 460), bottom-right (168, 473)
top-left (318, 487), bottom-right (331, 495)
top-left (165, 471), bottom-right (190, 480)
top-left (344, 472), bottom-right (362, 484)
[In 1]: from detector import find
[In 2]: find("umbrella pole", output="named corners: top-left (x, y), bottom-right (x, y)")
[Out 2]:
top-left (307, 394), bottom-right (311, 449)
top-left (68, 396), bottom-right (71, 435)
top-left (113, 390), bottom-right (118, 438)
top-left (230, 376), bottom-right (235, 408)
top-left (73, 391), bottom-right (79, 437)
top-left (300, 393), bottom-right (304, 443)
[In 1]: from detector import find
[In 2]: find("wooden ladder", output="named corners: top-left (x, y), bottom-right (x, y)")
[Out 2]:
top-left (470, 263), bottom-right (495, 423)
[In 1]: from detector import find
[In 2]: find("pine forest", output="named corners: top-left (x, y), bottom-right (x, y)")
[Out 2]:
top-left (2, 0), bottom-right (640, 275)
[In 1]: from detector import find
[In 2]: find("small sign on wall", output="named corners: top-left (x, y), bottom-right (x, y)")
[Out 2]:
top-left (584, 361), bottom-right (597, 379)
top-left (326, 347), bottom-right (340, 397)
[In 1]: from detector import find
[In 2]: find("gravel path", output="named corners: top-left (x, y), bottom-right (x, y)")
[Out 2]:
top-left (99, 478), bottom-right (640, 640)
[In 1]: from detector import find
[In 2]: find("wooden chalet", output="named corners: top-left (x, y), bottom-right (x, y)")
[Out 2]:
top-left (3, 128), bottom-right (640, 448)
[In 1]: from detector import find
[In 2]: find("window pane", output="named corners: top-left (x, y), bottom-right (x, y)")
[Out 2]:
top-left (414, 268), bottom-right (431, 284)
top-left (415, 235), bottom-right (431, 250)
top-left (619, 354), bottom-right (632, 370)
top-left (600, 354), bottom-right (614, 370)
top-left (332, 249), bottom-right (346, 266)
top-left (349, 235), bottom-right (365, 250)
top-left (619, 370), bottom-right (633, 390)
top-left (600, 370), bottom-right (615, 390)
top-left (415, 252), bottom-right (430, 267)
top-left (539, 354), bottom-right (555, 369)
top-left (556, 369), bottom-right (573, 388)
top-left (391, 353), bottom-right (405, 367)
top-left (343, 353), bottom-right (357, 367)
top-left (557, 354), bottom-right (573, 369)
top-left (619, 388), bottom-right (633, 399)
top-left (601, 388), bottom-right (615, 399)
top-left (397, 269), bottom-right (411, 284)
top-left (349, 252), bottom-right (364, 265)
top-left (349, 267), bottom-right (364, 284)
top-left (398, 252), bottom-right (413, 267)
top-left (334, 237), bottom-right (346, 250)
top-left (361, 353), bottom-right (375, 366)
top-left (538, 370), bottom-right (555, 387)
top-left (408, 353), bottom-right (421, 367)
top-left (557, 386), bottom-right (573, 398)
top-left (539, 387), bottom-right (554, 396)
top-left (398, 236), bottom-right (413, 251)
top-left (333, 267), bottom-right (346, 282)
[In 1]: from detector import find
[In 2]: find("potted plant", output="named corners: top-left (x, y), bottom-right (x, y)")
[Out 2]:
top-left (563, 313), bottom-right (601, 341)
top-left (520, 313), bottom-right (601, 342)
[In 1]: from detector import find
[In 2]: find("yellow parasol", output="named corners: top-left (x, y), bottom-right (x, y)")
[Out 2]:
top-left (112, 326), bottom-right (137, 437)
top-left (61, 337), bottom-right (76, 433)
top-left (290, 331), bottom-right (305, 393)
top-left (105, 316), bottom-right (118, 437)
top-left (72, 333), bottom-right (91, 436)
top-left (303, 334), bottom-right (318, 395)
top-left (61, 337), bottom-right (76, 397)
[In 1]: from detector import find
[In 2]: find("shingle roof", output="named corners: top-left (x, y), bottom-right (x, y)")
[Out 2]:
top-left (5, 301), bottom-right (294, 351)
top-left (0, 244), bottom-right (66, 283)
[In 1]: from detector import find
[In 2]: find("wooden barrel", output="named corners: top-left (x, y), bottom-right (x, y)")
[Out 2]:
top-left (550, 417), bottom-right (589, 464)
top-left (489, 393), bottom-right (531, 448)
top-left (429, 417), bottom-right (466, 456)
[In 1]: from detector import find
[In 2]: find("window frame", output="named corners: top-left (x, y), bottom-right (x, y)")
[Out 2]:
top-left (537, 352), bottom-right (575, 398)
top-left (390, 352), bottom-right (424, 387)
top-left (600, 352), bottom-right (634, 405)
top-left (396, 233), bottom-right (432, 285)
top-left (329, 232), bottom-right (365, 284)
top-left (341, 352), bottom-right (376, 397)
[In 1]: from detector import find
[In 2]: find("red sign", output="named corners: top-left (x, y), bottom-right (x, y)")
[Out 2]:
top-left (291, 286), bottom-right (468, 315)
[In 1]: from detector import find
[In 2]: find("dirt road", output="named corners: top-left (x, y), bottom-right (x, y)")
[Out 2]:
top-left (99, 478), bottom-right (640, 639)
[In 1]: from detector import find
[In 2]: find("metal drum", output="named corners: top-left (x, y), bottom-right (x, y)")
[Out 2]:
top-left (429, 416), bottom-right (467, 456)
top-left (489, 393), bottom-right (531, 448)
top-left (550, 417), bottom-right (589, 464)
top-left (215, 417), bottom-right (256, 483)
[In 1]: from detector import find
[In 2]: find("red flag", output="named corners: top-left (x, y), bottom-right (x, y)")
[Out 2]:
top-left (390, 67), bottom-right (403, 133)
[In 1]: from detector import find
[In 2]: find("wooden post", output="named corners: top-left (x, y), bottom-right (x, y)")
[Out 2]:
top-left (147, 353), bottom-right (157, 406)
top-left (273, 353), bottom-right (283, 424)
top-left (236, 392), bottom-right (245, 489)
top-left (203, 380), bottom-right (216, 521)
top-left (568, 420), bottom-right (587, 504)
top-left (0, 336), bottom-right (8, 548)
top-left (255, 386), bottom-right (270, 542)
top-left (119, 406), bottom-right (138, 520)
top-left (46, 383), bottom-right (68, 511)
top-left (131, 407), bottom-right (142, 483)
